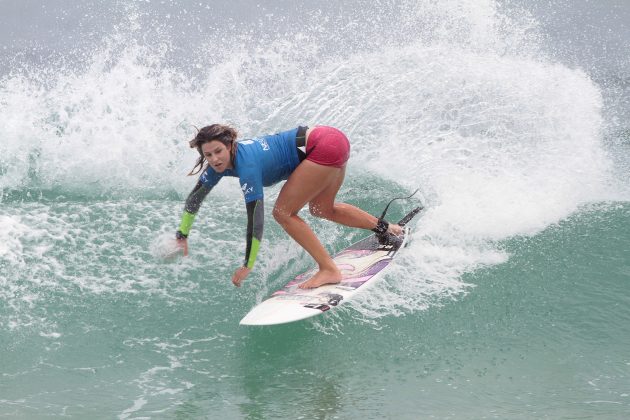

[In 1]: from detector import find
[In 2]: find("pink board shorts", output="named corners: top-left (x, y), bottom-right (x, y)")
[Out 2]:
top-left (306, 126), bottom-right (350, 168)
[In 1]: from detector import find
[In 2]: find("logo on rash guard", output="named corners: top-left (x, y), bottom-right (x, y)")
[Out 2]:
top-left (253, 137), bottom-right (270, 151)
top-left (241, 183), bottom-right (253, 196)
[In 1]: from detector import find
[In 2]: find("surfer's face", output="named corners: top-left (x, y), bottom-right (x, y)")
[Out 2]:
top-left (202, 140), bottom-right (232, 172)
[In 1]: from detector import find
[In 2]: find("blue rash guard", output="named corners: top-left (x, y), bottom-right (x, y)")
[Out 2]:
top-left (177, 127), bottom-right (305, 269)
top-left (199, 127), bottom-right (301, 202)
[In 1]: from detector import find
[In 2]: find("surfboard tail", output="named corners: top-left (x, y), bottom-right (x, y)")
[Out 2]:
top-left (398, 206), bottom-right (423, 226)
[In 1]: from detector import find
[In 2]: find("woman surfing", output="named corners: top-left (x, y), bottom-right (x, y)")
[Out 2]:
top-left (175, 124), bottom-right (402, 289)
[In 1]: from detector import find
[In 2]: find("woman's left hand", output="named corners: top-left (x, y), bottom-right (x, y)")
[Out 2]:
top-left (388, 223), bottom-right (403, 236)
top-left (232, 266), bottom-right (251, 287)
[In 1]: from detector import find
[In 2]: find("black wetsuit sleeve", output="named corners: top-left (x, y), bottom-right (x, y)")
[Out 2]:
top-left (177, 181), bottom-right (213, 237)
top-left (185, 180), bottom-right (212, 214)
top-left (244, 199), bottom-right (264, 269)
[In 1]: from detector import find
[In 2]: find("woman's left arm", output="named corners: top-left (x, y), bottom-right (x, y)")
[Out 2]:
top-left (232, 198), bottom-right (264, 287)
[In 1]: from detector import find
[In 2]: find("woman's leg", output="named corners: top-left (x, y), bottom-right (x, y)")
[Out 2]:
top-left (273, 160), bottom-right (346, 289)
top-left (274, 159), bottom-right (403, 288)
top-left (308, 166), bottom-right (379, 229)
top-left (303, 126), bottom-right (403, 236)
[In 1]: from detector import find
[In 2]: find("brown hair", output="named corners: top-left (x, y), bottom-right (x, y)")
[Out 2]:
top-left (188, 124), bottom-right (238, 175)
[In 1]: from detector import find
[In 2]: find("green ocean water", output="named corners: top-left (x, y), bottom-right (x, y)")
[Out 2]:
top-left (1, 196), bottom-right (629, 418)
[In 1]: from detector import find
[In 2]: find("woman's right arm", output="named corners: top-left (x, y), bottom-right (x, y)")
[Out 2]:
top-left (176, 180), bottom-right (213, 253)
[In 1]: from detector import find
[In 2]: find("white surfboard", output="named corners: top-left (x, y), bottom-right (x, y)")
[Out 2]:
top-left (240, 207), bottom-right (422, 326)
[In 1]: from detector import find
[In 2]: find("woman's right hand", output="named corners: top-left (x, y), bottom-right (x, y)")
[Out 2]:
top-left (176, 237), bottom-right (189, 256)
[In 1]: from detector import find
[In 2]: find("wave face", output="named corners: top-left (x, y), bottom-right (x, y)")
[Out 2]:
top-left (1, 1), bottom-right (629, 418)
top-left (0, 0), bottom-right (618, 309)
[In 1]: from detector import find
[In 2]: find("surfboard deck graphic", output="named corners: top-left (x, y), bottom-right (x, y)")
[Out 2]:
top-left (240, 207), bottom-right (423, 326)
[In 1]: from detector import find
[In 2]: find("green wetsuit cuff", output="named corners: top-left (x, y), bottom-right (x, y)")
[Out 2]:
top-left (178, 211), bottom-right (196, 236)
top-left (245, 237), bottom-right (260, 269)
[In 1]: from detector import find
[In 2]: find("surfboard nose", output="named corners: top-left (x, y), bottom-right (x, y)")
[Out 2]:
top-left (239, 303), bottom-right (321, 326)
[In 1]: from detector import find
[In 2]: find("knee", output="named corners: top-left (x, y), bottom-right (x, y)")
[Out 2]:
top-left (309, 203), bottom-right (333, 220)
top-left (272, 205), bottom-right (290, 225)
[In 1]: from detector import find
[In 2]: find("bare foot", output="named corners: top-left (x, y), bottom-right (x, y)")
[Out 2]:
top-left (298, 267), bottom-right (342, 289)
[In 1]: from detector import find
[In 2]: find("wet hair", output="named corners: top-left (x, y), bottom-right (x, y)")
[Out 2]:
top-left (188, 124), bottom-right (238, 175)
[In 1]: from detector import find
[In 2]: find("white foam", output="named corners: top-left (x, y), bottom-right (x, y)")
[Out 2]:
top-left (0, 0), bottom-right (623, 324)
top-left (118, 397), bottom-right (147, 420)
top-left (39, 332), bottom-right (62, 339)
top-left (0, 215), bottom-right (28, 265)
top-left (150, 232), bottom-right (184, 260)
